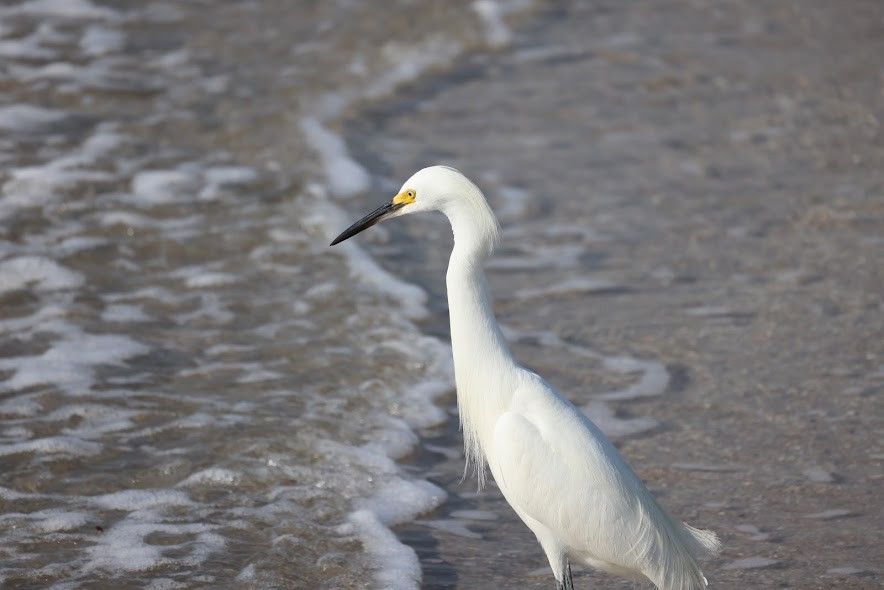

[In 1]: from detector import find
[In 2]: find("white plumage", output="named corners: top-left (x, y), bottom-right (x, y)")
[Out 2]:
top-left (331, 165), bottom-right (720, 590)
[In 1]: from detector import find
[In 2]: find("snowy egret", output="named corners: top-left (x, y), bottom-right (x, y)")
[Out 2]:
top-left (331, 166), bottom-right (720, 590)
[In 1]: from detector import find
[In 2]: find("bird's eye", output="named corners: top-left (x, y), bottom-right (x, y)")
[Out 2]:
top-left (393, 188), bottom-right (417, 206)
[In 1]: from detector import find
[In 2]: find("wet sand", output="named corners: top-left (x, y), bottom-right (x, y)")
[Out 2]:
top-left (344, 1), bottom-right (883, 588)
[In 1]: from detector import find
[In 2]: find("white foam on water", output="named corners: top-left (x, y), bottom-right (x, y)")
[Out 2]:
top-left (1, 426), bottom-right (33, 439)
top-left (361, 38), bottom-right (464, 104)
top-left (300, 118), bottom-right (372, 199)
top-left (290, 17), bottom-right (541, 583)
top-left (82, 521), bottom-right (221, 574)
top-left (361, 479), bottom-right (447, 527)
top-left (5, 0), bottom-right (119, 20)
top-left (143, 579), bottom-right (188, 590)
top-left (1, 126), bottom-right (123, 216)
top-left (176, 468), bottom-right (242, 488)
top-left (130, 169), bottom-right (198, 206)
top-left (363, 415), bottom-right (420, 460)
top-left (0, 256), bottom-right (84, 294)
top-left (56, 236), bottom-right (109, 255)
top-left (0, 435), bottom-right (103, 457)
top-left (0, 104), bottom-right (68, 132)
top-left (0, 324), bottom-right (149, 393)
top-left (8, 509), bottom-right (90, 533)
top-left (203, 165), bottom-right (258, 186)
top-left (0, 3), bottom-right (613, 588)
top-left (595, 356), bottom-right (670, 401)
top-left (11, 56), bottom-right (162, 95)
top-left (0, 22), bottom-right (65, 60)
top-left (98, 210), bottom-right (170, 230)
top-left (80, 24), bottom-right (124, 56)
top-left (184, 272), bottom-right (239, 289)
top-left (346, 510), bottom-right (423, 590)
top-left (472, 1), bottom-right (512, 48)
top-left (236, 564), bottom-right (256, 581)
top-left (198, 165), bottom-right (259, 200)
top-left (2, 158), bottom-right (114, 212)
top-left (235, 369), bottom-right (284, 384)
top-left (13, 61), bottom-right (82, 82)
top-left (101, 303), bottom-right (152, 323)
top-left (301, 191), bottom-right (429, 320)
top-left (0, 393), bottom-right (43, 417)
top-left (300, 0), bottom-right (528, 202)
top-left (0, 486), bottom-right (37, 501)
top-left (345, 478), bottom-right (447, 590)
top-left (90, 489), bottom-right (193, 511)
top-left (0, 304), bottom-right (66, 334)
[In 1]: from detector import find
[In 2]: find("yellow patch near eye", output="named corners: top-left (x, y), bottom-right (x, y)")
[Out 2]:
top-left (392, 189), bottom-right (416, 205)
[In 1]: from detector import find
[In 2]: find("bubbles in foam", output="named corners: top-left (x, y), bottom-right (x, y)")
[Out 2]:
top-left (0, 2), bottom-right (542, 588)
top-left (300, 117), bottom-right (371, 199)
top-left (131, 169), bottom-right (198, 206)
top-left (472, 0), bottom-right (515, 48)
top-left (176, 468), bottom-right (243, 488)
top-left (0, 436), bottom-right (103, 457)
top-left (0, 328), bottom-right (149, 393)
top-left (26, 509), bottom-right (89, 533)
top-left (90, 489), bottom-right (193, 511)
top-left (0, 256), bottom-right (84, 294)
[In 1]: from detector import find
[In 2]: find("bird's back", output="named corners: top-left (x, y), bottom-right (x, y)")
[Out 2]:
top-left (487, 370), bottom-right (719, 590)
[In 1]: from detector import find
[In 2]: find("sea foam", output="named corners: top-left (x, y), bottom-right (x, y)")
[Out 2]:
top-left (0, 256), bottom-right (84, 294)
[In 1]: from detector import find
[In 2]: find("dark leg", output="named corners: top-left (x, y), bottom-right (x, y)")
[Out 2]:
top-left (556, 560), bottom-right (574, 590)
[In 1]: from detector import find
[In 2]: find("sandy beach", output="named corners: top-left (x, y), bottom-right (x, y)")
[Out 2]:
top-left (345, 1), bottom-right (884, 587)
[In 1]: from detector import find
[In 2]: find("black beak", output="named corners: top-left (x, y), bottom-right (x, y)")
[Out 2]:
top-left (330, 201), bottom-right (404, 246)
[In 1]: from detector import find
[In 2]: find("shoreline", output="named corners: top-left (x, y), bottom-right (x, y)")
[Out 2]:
top-left (342, 1), bottom-right (884, 587)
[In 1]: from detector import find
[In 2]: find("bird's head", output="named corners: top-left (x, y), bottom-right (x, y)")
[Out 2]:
top-left (330, 165), bottom-right (484, 246)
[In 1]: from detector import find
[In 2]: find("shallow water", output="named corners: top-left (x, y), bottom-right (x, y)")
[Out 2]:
top-left (0, 1), bottom-right (509, 588)
top-left (2, 0), bottom-right (882, 589)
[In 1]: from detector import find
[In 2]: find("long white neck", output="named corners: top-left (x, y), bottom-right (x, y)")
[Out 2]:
top-left (443, 192), bottom-right (517, 486)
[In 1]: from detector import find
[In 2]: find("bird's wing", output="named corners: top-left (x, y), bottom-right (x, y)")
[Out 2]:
top-left (490, 380), bottom-right (647, 567)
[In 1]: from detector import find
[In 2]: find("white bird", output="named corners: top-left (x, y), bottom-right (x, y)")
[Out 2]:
top-left (331, 166), bottom-right (720, 590)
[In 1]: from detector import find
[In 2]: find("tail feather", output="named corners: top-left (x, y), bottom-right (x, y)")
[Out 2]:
top-left (637, 495), bottom-right (720, 590)
top-left (682, 523), bottom-right (721, 557)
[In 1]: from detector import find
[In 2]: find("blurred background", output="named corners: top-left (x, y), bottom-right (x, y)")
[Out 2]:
top-left (0, 1), bottom-right (881, 588)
